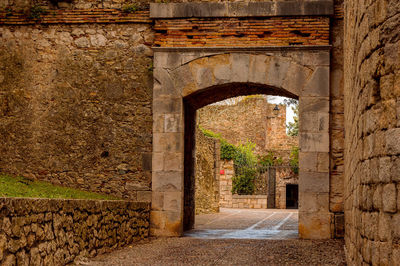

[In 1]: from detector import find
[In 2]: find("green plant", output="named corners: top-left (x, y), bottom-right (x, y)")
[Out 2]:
top-left (28, 5), bottom-right (49, 20)
top-left (199, 127), bottom-right (237, 160)
top-left (257, 151), bottom-right (284, 172)
top-left (232, 175), bottom-right (255, 195)
top-left (122, 4), bottom-right (138, 13)
top-left (220, 141), bottom-right (237, 160)
top-left (289, 146), bottom-right (299, 174)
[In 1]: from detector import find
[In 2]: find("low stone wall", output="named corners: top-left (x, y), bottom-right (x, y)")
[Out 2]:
top-left (219, 161), bottom-right (267, 209)
top-left (231, 195), bottom-right (268, 209)
top-left (0, 197), bottom-right (150, 265)
top-left (219, 161), bottom-right (297, 209)
top-left (219, 161), bottom-right (268, 209)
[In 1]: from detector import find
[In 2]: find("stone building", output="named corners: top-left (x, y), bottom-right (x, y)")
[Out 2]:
top-left (0, 0), bottom-right (399, 264)
top-left (197, 96), bottom-right (298, 157)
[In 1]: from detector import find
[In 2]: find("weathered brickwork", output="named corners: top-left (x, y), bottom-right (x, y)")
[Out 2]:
top-left (154, 17), bottom-right (329, 47)
top-left (344, 0), bottom-right (400, 264)
top-left (195, 128), bottom-right (220, 214)
top-left (0, 198), bottom-right (150, 265)
top-left (198, 97), bottom-right (298, 156)
top-left (0, 22), bottom-right (154, 200)
top-left (0, 10), bottom-right (151, 25)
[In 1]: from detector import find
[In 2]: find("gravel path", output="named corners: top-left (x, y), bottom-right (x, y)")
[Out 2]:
top-left (80, 209), bottom-right (346, 265)
top-left (80, 237), bottom-right (346, 265)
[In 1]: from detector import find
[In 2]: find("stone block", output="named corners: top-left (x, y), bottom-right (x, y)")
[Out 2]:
top-left (153, 68), bottom-right (178, 97)
top-left (302, 67), bottom-right (329, 97)
top-left (193, 65), bottom-right (214, 89)
top-left (231, 53), bottom-right (250, 82)
top-left (153, 97), bottom-right (182, 115)
top-left (170, 65), bottom-right (195, 94)
top-left (266, 56), bottom-right (290, 89)
top-left (373, 185), bottom-right (382, 210)
top-left (164, 114), bottom-right (182, 133)
top-left (154, 52), bottom-right (168, 68)
top-left (386, 128), bottom-right (400, 155)
top-left (164, 152), bottom-right (183, 171)
top-left (299, 111), bottom-right (329, 133)
top-left (299, 172), bottom-right (329, 193)
top-left (151, 192), bottom-right (164, 211)
top-left (152, 152), bottom-right (164, 171)
top-left (299, 192), bottom-right (329, 212)
top-left (379, 157), bottom-right (392, 183)
top-left (164, 211), bottom-right (183, 236)
top-left (283, 62), bottom-right (311, 96)
top-left (150, 211), bottom-right (165, 230)
top-left (299, 97), bottom-right (329, 113)
top-left (317, 152), bottom-right (330, 172)
top-left (392, 157), bottom-right (400, 182)
top-left (214, 65), bottom-right (232, 84)
top-left (152, 171), bottom-right (183, 192)
top-left (299, 152), bottom-right (317, 172)
top-left (163, 192), bottom-right (182, 212)
top-left (299, 211), bottom-right (331, 239)
top-left (378, 212), bottom-right (391, 241)
top-left (153, 133), bottom-right (183, 153)
top-left (382, 183), bottom-right (396, 213)
top-left (248, 55), bottom-right (268, 84)
top-left (150, 2), bottom-right (334, 18)
top-left (153, 114), bottom-right (164, 133)
top-left (300, 132), bottom-right (329, 152)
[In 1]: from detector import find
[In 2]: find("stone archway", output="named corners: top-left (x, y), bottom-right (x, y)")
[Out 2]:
top-left (151, 48), bottom-right (331, 239)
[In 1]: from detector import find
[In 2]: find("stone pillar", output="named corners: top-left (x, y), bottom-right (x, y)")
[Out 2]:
top-left (298, 66), bottom-right (331, 239)
top-left (151, 61), bottom-right (185, 236)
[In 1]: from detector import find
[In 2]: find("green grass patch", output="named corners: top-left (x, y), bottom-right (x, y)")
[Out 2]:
top-left (0, 174), bottom-right (120, 200)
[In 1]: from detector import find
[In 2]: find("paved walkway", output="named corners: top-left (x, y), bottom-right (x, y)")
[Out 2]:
top-left (186, 208), bottom-right (298, 239)
top-left (81, 209), bottom-right (346, 265)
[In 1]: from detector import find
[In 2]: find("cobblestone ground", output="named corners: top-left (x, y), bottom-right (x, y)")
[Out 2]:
top-left (81, 209), bottom-right (346, 265)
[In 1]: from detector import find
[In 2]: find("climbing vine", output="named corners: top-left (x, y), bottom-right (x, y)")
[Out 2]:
top-left (200, 127), bottom-right (293, 195)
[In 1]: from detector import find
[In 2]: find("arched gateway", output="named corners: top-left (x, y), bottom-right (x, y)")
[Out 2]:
top-left (150, 1), bottom-right (334, 239)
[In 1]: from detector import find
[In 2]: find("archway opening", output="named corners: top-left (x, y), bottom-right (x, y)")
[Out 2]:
top-left (151, 51), bottom-right (331, 239)
top-left (182, 83), bottom-right (299, 238)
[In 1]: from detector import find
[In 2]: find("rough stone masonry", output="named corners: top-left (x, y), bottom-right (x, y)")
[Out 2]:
top-left (2, 0), bottom-right (399, 264)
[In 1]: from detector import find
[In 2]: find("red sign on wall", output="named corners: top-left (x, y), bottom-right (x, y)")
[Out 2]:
top-left (220, 170), bottom-right (225, 175)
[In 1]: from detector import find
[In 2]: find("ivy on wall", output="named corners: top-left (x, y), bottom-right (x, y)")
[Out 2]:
top-left (200, 127), bottom-right (299, 195)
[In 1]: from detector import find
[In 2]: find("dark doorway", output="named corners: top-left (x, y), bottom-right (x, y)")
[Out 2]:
top-left (286, 184), bottom-right (298, 209)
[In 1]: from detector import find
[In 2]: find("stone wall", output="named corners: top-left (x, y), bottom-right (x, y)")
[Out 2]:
top-left (198, 97), bottom-right (298, 156)
top-left (344, 0), bottom-right (400, 264)
top-left (0, 197), bottom-right (150, 265)
top-left (275, 167), bottom-right (298, 209)
top-left (219, 160), bottom-right (234, 208)
top-left (219, 160), bottom-right (296, 209)
top-left (0, 3), bottom-right (154, 200)
top-left (195, 128), bottom-right (220, 214)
